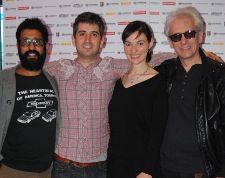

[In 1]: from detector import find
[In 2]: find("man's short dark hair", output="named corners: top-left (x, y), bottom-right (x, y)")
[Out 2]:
top-left (16, 18), bottom-right (49, 43)
top-left (73, 12), bottom-right (105, 38)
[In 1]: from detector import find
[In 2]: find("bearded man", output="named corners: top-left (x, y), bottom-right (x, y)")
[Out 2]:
top-left (0, 18), bottom-right (60, 178)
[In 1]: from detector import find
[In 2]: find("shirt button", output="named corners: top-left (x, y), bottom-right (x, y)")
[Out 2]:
top-left (181, 96), bottom-right (184, 99)
top-left (7, 100), bottom-right (12, 105)
top-left (184, 75), bottom-right (188, 78)
top-left (183, 81), bottom-right (186, 85)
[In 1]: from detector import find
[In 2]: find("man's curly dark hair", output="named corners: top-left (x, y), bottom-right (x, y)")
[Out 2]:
top-left (16, 18), bottom-right (48, 43)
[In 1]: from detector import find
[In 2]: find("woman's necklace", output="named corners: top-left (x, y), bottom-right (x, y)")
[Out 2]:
top-left (126, 67), bottom-right (149, 84)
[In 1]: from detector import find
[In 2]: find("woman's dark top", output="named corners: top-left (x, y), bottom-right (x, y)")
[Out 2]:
top-left (107, 73), bottom-right (168, 178)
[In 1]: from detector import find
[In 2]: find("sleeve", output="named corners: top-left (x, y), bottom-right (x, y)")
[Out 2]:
top-left (150, 52), bottom-right (177, 67)
top-left (216, 68), bottom-right (225, 177)
top-left (44, 60), bottom-right (61, 76)
top-left (154, 58), bottom-right (175, 75)
top-left (142, 77), bottom-right (168, 177)
top-left (111, 57), bottom-right (129, 76)
top-left (44, 59), bottom-right (74, 78)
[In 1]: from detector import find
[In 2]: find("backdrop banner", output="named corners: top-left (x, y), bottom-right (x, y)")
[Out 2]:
top-left (3, 0), bottom-right (225, 69)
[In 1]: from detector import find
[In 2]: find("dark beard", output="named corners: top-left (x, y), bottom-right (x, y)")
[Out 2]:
top-left (18, 47), bottom-right (46, 71)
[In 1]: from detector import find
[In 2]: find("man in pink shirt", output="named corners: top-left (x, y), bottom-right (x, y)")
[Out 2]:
top-left (45, 12), bottom-right (129, 178)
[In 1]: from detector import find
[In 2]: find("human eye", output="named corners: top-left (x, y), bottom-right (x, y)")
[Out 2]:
top-left (78, 31), bottom-right (85, 36)
top-left (138, 41), bottom-right (144, 46)
top-left (20, 38), bottom-right (30, 46)
top-left (137, 39), bottom-right (146, 46)
top-left (34, 39), bottom-right (44, 46)
top-left (92, 32), bottom-right (99, 37)
top-left (124, 42), bottom-right (130, 47)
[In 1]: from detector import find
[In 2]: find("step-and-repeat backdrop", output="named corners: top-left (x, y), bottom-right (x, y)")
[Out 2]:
top-left (3, 0), bottom-right (225, 69)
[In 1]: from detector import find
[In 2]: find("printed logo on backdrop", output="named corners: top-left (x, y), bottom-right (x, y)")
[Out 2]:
top-left (106, 22), bottom-right (116, 26)
top-left (195, 3), bottom-right (208, 5)
top-left (5, 16), bottom-right (16, 20)
top-left (150, 2), bottom-right (160, 5)
top-left (58, 14), bottom-right (69, 18)
top-left (5, 7), bottom-right (16, 11)
top-left (133, 11), bottom-right (146, 15)
top-left (178, 2), bottom-right (192, 5)
top-left (200, 13), bottom-right (209, 16)
top-left (106, 2), bottom-right (119, 6)
top-left (105, 12), bottom-right (116, 16)
top-left (5, 44), bottom-right (16, 47)
top-left (31, 6), bottom-right (43, 9)
top-left (85, 3), bottom-right (98, 7)
top-left (133, 1), bottom-right (147, 5)
top-left (45, 14), bottom-right (57, 18)
top-left (45, 5), bottom-right (57, 8)
top-left (5, 52), bottom-right (15, 57)
top-left (150, 11), bottom-right (160, 15)
top-left (214, 33), bottom-right (225, 36)
top-left (118, 12), bottom-right (131, 15)
top-left (208, 22), bottom-right (222, 26)
top-left (73, 3), bottom-right (83, 8)
top-left (59, 4), bottom-right (72, 8)
top-left (162, 2), bottom-right (176, 5)
top-left (212, 3), bottom-right (225, 6)
top-left (17, 6), bottom-right (29, 10)
top-left (211, 12), bottom-right (222, 16)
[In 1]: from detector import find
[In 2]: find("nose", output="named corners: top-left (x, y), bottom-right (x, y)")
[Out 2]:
top-left (180, 34), bottom-right (188, 44)
top-left (84, 34), bottom-right (91, 42)
top-left (131, 45), bottom-right (137, 53)
top-left (28, 42), bottom-right (36, 50)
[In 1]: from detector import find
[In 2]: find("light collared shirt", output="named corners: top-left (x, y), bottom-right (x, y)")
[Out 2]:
top-left (45, 57), bottom-right (128, 162)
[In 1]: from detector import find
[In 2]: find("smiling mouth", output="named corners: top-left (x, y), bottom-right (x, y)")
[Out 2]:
top-left (181, 45), bottom-right (191, 50)
top-left (27, 53), bottom-right (38, 60)
top-left (130, 54), bottom-right (141, 59)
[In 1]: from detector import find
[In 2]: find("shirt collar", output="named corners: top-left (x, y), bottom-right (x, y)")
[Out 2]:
top-left (74, 57), bottom-right (102, 69)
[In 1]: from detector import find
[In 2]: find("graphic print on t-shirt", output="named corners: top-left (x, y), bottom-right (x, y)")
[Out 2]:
top-left (16, 88), bottom-right (57, 124)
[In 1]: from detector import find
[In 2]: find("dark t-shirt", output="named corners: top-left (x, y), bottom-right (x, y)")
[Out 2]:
top-left (160, 62), bottom-right (204, 173)
top-left (2, 72), bottom-right (58, 172)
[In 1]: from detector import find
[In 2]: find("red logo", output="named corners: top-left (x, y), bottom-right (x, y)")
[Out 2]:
top-left (104, 32), bottom-right (115, 35)
top-left (133, 10), bottom-right (146, 15)
top-left (5, 16), bottom-right (16, 20)
top-left (162, 2), bottom-right (176, 5)
top-left (118, 21), bottom-right (129, 25)
top-left (150, 11), bottom-right (160, 15)
top-left (17, 6), bottom-right (30, 10)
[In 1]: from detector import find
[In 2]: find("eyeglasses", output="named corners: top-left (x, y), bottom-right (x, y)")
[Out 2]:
top-left (169, 30), bottom-right (197, 42)
top-left (19, 38), bottom-right (45, 47)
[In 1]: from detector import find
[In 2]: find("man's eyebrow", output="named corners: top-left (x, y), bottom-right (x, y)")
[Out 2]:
top-left (77, 30), bottom-right (100, 34)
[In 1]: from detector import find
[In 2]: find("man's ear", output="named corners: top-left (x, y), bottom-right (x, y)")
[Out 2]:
top-left (198, 31), bottom-right (204, 44)
top-left (168, 38), bottom-right (174, 49)
top-left (45, 42), bottom-right (50, 50)
top-left (100, 35), bottom-right (106, 49)
top-left (72, 35), bottom-right (76, 47)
